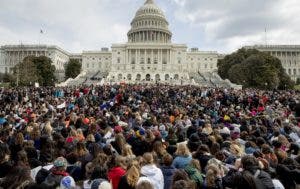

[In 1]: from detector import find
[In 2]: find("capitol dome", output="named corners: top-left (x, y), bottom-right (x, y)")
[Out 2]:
top-left (127, 0), bottom-right (172, 43)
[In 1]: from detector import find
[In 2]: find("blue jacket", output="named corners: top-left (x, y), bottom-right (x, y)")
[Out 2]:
top-left (172, 155), bottom-right (192, 169)
top-left (160, 165), bottom-right (176, 189)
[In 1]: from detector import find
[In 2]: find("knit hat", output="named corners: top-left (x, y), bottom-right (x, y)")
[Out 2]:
top-left (60, 176), bottom-right (76, 189)
top-left (136, 128), bottom-right (145, 138)
top-left (91, 179), bottom-right (106, 189)
top-left (54, 157), bottom-right (67, 168)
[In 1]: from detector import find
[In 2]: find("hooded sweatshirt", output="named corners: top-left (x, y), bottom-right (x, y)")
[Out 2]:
top-left (141, 164), bottom-right (164, 189)
top-left (108, 166), bottom-right (126, 189)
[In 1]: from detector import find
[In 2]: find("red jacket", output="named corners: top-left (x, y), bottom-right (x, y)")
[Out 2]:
top-left (108, 166), bottom-right (126, 189)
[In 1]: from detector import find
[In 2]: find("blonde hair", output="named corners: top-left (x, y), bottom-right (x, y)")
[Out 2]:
top-left (143, 153), bottom-right (154, 165)
top-left (175, 143), bottom-right (191, 156)
top-left (69, 129), bottom-right (77, 137)
top-left (205, 164), bottom-right (219, 188)
top-left (86, 134), bottom-right (95, 142)
top-left (30, 126), bottom-right (40, 140)
top-left (44, 122), bottom-right (53, 135)
top-left (126, 161), bottom-right (140, 187)
top-left (230, 143), bottom-right (243, 157)
top-left (122, 144), bottom-right (134, 157)
top-left (15, 132), bottom-right (24, 146)
top-left (189, 159), bottom-right (201, 171)
top-left (76, 142), bottom-right (88, 157)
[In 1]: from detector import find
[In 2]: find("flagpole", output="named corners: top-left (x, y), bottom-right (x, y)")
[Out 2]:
top-left (265, 28), bottom-right (267, 46)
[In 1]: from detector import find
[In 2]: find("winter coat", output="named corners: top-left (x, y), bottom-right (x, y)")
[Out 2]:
top-left (223, 169), bottom-right (274, 189)
top-left (108, 166), bottom-right (126, 189)
top-left (161, 165), bottom-right (176, 189)
top-left (141, 164), bottom-right (164, 189)
top-left (184, 164), bottom-right (204, 188)
top-left (276, 164), bottom-right (300, 189)
top-left (172, 155), bottom-right (192, 169)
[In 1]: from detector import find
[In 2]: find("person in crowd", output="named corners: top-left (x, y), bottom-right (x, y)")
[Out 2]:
top-left (43, 156), bottom-right (69, 187)
top-left (140, 152), bottom-right (164, 189)
top-left (107, 155), bottom-right (126, 189)
top-left (0, 84), bottom-right (299, 189)
top-left (118, 160), bottom-right (140, 189)
top-left (172, 143), bottom-right (192, 169)
top-left (160, 153), bottom-right (177, 189)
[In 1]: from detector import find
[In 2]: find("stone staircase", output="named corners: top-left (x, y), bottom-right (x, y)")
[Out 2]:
top-left (189, 72), bottom-right (242, 89)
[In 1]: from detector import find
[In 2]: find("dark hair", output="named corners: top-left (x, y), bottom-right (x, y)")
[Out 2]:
top-left (91, 165), bottom-right (108, 180)
top-left (162, 153), bottom-right (173, 166)
top-left (172, 180), bottom-right (195, 189)
top-left (0, 143), bottom-right (10, 161)
top-left (172, 169), bottom-right (190, 186)
top-left (241, 155), bottom-right (259, 171)
top-left (0, 166), bottom-right (32, 189)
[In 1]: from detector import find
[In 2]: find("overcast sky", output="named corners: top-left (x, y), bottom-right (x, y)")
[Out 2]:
top-left (0, 0), bottom-right (300, 53)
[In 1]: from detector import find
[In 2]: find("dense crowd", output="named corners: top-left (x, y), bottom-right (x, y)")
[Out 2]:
top-left (0, 84), bottom-right (299, 189)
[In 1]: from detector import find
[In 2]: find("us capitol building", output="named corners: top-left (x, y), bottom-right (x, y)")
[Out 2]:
top-left (0, 0), bottom-right (298, 86)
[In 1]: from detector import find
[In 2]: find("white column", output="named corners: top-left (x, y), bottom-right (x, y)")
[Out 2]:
top-left (135, 49), bottom-right (138, 65)
top-left (151, 49), bottom-right (153, 64)
top-left (129, 49), bottom-right (131, 64)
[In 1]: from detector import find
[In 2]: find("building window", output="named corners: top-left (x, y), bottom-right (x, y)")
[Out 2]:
top-left (147, 67), bottom-right (150, 70)
top-left (147, 58), bottom-right (151, 64)
top-left (154, 58), bottom-right (158, 64)
top-left (288, 69), bottom-right (291, 75)
top-left (165, 74), bottom-right (170, 81)
top-left (178, 58), bottom-right (181, 64)
top-left (117, 57), bottom-right (121, 63)
top-left (205, 64), bottom-right (207, 69)
top-left (163, 57), bottom-right (167, 64)
top-left (118, 52), bottom-right (120, 54)
top-left (87, 63), bottom-right (89, 68)
top-left (132, 66), bottom-right (135, 70)
top-left (127, 74), bottom-right (132, 80)
top-left (205, 58), bottom-right (207, 61)
top-left (294, 69), bottom-right (297, 75)
top-left (140, 57), bottom-right (144, 64)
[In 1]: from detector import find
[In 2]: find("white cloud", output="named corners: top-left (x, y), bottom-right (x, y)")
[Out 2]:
top-left (0, 0), bottom-right (300, 53)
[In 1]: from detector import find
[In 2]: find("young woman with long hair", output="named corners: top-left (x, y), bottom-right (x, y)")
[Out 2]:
top-left (172, 143), bottom-right (192, 169)
top-left (118, 160), bottom-right (140, 189)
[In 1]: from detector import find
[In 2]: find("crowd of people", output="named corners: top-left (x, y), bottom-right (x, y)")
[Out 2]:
top-left (0, 84), bottom-right (299, 189)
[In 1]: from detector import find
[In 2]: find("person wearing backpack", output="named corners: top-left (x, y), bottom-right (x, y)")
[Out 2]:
top-left (223, 155), bottom-right (274, 189)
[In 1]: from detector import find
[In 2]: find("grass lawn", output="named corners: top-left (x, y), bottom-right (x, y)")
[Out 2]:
top-left (294, 85), bottom-right (300, 90)
top-left (0, 83), bottom-right (10, 88)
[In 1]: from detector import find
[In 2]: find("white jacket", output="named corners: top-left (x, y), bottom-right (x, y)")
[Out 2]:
top-left (140, 164), bottom-right (164, 189)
